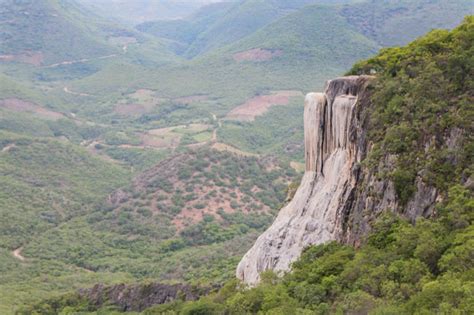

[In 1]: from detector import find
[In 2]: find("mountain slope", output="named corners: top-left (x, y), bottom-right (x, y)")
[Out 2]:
top-left (0, 0), bottom-right (117, 65)
top-left (22, 16), bottom-right (474, 315)
top-left (138, 0), bottom-right (361, 58)
top-left (0, 0), bottom-right (178, 70)
top-left (0, 145), bottom-right (296, 310)
top-left (136, 2), bottom-right (235, 55)
top-left (77, 0), bottom-right (222, 25)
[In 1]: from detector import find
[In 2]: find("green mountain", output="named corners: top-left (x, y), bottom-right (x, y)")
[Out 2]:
top-left (342, 0), bottom-right (474, 46)
top-left (77, 0), bottom-right (221, 26)
top-left (0, 0), bottom-right (472, 313)
top-left (25, 15), bottom-right (474, 315)
top-left (138, 0), bottom-right (361, 58)
top-left (136, 2), bottom-right (235, 55)
top-left (0, 0), bottom-right (178, 81)
top-left (0, 0), bottom-right (119, 65)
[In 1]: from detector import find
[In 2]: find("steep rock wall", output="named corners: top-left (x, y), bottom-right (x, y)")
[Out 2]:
top-left (237, 75), bottom-right (438, 285)
top-left (79, 283), bottom-right (213, 312)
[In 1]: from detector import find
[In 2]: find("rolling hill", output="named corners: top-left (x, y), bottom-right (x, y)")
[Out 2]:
top-left (0, 0), bottom-right (178, 77)
top-left (0, 0), bottom-right (118, 66)
top-left (0, 0), bottom-right (473, 313)
top-left (76, 0), bottom-right (226, 26)
top-left (138, 0), bottom-right (362, 58)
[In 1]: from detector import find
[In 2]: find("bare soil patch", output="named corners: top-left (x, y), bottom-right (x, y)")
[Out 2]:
top-left (1, 143), bottom-right (16, 153)
top-left (233, 48), bottom-right (283, 62)
top-left (107, 148), bottom-right (289, 232)
top-left (174, 95), bottom-right (208, 104)
top-left (114, 89), bottom-right (167, 116)
top-left (0, 98), bottom-right (64, 120)
top-left (226, 90), bottom-right (303, 121)
top-left (115, 103), bottom-right (150, 116)
top-left (12, 247), bottom-right (25, 261)
top-left (0, 51), bottom-right (44, 66)
top-left (212, 142), bottom-right (258, 157)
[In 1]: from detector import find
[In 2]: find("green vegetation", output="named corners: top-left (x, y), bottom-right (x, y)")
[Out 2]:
top-left (341, 0), bottom-right (474, 47)
top-left (0, 131), bottom-right (130, 248)
top-left (0, 145), bottom-right (295, 311)
top-left (351, 15), bottom-right (473, 203)
top-left (0, 0), bottom-right (116, 65)
top-left (219, 100), bottom-right (304, 162)
top-left (1, 0), bottom-right (473, 313)
top-left (22, 184), bottom-right (474, 314)
top-left (20, 15), bottom-right (474, 315)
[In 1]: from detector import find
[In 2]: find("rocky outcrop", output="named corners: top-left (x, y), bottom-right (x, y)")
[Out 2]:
top-left (78, 283), bottom-right (213, 312)
top-left (237, 75), bottom-right (439, 285)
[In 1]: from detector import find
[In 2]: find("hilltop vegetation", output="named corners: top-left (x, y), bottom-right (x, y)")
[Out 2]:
top-left (349, 15), bottom-right (473, 204)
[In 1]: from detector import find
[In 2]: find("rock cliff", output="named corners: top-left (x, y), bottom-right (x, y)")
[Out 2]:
top-left (237, 75), bottom-right (439, 285)
top-left (78, 283), bottom-right (213, 312)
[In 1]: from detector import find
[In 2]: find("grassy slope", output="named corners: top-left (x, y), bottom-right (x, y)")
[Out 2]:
top-left (0, 130), bottom-right (133, 312)
top-left (0, 145), bottom-right (297, 312)
top-left (0, 0), bottom-right (118, 65)
top-left (0, 131), bottom-right (130, 248)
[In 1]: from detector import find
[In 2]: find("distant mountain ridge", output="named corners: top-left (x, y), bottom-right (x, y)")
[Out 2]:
top-left (76, 0), bottom-right (231, 25)
top-left (137, 0), bottom-right (474, 59)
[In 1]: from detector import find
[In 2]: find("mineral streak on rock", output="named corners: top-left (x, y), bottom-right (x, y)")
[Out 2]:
top-left (236, 76), bottom-right (372, 285)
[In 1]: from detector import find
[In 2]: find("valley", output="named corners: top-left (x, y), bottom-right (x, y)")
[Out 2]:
top-left (0, 0), bottom-right (472, 313)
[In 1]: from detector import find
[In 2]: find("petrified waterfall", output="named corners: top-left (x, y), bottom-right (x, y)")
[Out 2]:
top-left (237, 76), bottom-right (371, 285)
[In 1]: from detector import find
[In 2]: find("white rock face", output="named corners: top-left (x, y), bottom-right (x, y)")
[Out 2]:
top-left (236, 76), bottom-right (364, 285)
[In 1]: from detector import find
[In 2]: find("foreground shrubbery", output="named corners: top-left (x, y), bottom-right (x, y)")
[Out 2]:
top-left (22, 185), bottom-right (473, 314)
top-left (142, 185), bottom-right (472, 315)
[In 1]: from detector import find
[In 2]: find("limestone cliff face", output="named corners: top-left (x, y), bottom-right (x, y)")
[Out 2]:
top-left (237, 75), bottom-right (438, 285)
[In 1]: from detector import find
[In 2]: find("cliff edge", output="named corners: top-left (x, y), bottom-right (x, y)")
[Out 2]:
top-left (237, 75), bottom-right (440, 285)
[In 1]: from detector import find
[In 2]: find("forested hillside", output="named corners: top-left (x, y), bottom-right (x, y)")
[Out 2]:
top-left (0, 0), bottom-right (472, 313)
top-left (22, 15), bottom-right (474, 315)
